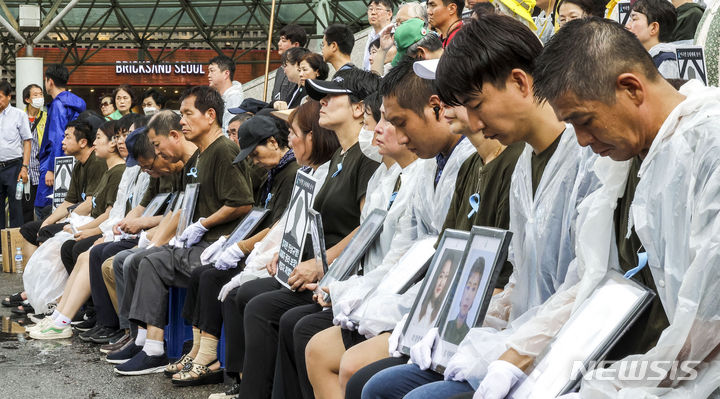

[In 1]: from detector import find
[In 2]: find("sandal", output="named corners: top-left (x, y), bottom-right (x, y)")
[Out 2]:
top-left (11, 303), bottom-right (34, 315)
top-left (2, 292), bottom-right (24, 307)
top-left (171, 359), bottom-right (224, 387)
top-left (164, 353), bottom-right (194, 378)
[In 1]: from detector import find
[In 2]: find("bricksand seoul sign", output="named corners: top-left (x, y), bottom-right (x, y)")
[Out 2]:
top-left (115, 61), bottom-right (205, 75)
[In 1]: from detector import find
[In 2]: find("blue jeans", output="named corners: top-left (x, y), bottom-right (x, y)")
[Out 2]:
top-left (362, 363), bottom-right (473, 399)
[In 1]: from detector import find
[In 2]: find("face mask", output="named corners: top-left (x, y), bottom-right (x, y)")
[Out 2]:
top-left (31, 97), bottom-right (44, 109)
top-left (359, 127), bottom-right (383, 163)
top-left (143, 107), bottom-right (158, 115)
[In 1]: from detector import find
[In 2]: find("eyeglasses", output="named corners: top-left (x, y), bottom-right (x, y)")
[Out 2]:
top-left (100, 102), bottom-right (112, 107)
top-left (368, 6), bottom-right (390, 13)
top-left (141, 155), bottom-right (157, 173)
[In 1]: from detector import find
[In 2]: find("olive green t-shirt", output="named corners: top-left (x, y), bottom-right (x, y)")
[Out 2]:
top-left (90, 163), bottom-right (126, 218)
top-left (441, 143), bottom-right (524, 288)
top-left (190, 137), bottom-right (254, 242)
top-left (607, 156), bottom-right (670, 360)
top-left (65, 151), bottom-right (108, 204)
top-left (313, 143), bottom-right (380, 250)
top-left (257, 159), bottom-right (300, 230)
top-left (530, 133), bottom-right (562, 196)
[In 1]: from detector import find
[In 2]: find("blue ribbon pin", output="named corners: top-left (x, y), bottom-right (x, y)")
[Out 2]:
top-left (187, 167), bottom-right (198, 178)
top-left (332, 163), bottom-right (343, 178)
top-left (81, 192), bottom-right (86, 201)
top-left (264, 193), bottom-right (273, 208)
top-left (467, 193), bottom-right (480, 219)
top-left (387, 191), bottom-right (398, 210)
top-left (92, 197), bottom-right (96, 208)
top-left (624, 251), bottom-right (648, 279)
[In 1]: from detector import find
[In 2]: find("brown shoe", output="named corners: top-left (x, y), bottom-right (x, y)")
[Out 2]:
top-left (99, 331), bottom-right (131, 354)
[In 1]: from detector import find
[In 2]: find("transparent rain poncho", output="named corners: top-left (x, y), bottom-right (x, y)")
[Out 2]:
top-left (329, 159), bottom-right (426, 315)
top-left (99, 166), bottom-right (150, 241)
top-left (580, 80), bottom-right (720, 399)
top-left (443, 126), bottom-right (600, 388)
top-left (356, 139), bottom-right (475, 336)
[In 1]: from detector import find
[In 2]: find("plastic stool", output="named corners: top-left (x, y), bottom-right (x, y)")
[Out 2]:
top-left (164, 286), bottom-right (193, 359)
top-left (218, 326), bottom-right (226, 367)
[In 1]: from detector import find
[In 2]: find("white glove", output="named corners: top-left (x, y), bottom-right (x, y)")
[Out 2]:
top-left (218, 274), bottom-right (244, 302)
top-left (169, 236), bottom-right (180, 248)
top-left (474, 360), bottom-right (525, 399)
top-left (138, 231), bottom-right (152, 249)
top-left (388, 313), bottom-right (408, 358)
top-left (201, 236), bottom-right (227, 265)
top-left (177, 218), bottom-right (208, 247)
top-left (444, 351), bottom-right (471, 382)
top-left (333, 299), bottom-right (361, 329)
top-left (410, 328), bottom-right (439, 370)
top-left (215, 244), bottom-right (245, 271)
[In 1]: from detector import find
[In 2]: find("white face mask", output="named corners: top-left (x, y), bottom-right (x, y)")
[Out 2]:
top-left (143, 107), bottom-right (158, 115)
top-left (31, 97), bottom-right (44, 109)
top-left (359, 127), bottom-right (383, 163)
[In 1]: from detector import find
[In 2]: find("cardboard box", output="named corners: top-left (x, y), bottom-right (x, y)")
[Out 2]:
top-left (2, 228), bottom-right (26, 273)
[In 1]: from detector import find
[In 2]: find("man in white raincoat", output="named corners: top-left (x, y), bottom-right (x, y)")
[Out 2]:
top-left (467, 17), bottom-right (720, 399)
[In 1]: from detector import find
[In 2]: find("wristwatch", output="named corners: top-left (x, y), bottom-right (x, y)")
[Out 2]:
top-left (21, 164), bottom-right (28, 169)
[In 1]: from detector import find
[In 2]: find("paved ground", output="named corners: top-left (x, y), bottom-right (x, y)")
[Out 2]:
top-left (0, 273), bottom-right (230, 399)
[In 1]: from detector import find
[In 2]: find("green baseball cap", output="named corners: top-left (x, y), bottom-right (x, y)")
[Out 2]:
top-left (392, 18), bottom-right (428, 67)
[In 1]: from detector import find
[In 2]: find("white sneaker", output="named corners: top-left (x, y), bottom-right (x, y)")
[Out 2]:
top-left (25, 317), bottom-right (52, 333)
top-left (29, 323), bottom-right (72, 340)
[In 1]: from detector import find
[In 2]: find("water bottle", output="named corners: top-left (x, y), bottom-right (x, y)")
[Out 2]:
top-left (14, 247), bottom-right (23, 274)
top-left (15, 180), bottom-right (23, 200)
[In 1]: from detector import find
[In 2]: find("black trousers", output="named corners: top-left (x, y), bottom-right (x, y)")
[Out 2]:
top-left (272, 305), bottom-right (333, 399)
top-left (222, 277), bottom-right (314, 399)
top-left (0, 161), bottom-right (23, 229)
top-left (21, 184), bottom-right (37, 224)
top-left (20, 220), bottom-right (66, 246)
top-left (346, 356), bottom-right (409, 399)
top-left (60, 234), bottom-right (102, 274)
top-left (181, 264), bottom-right (241, 338)
top-left (89, 239), bottom-right (138, 328)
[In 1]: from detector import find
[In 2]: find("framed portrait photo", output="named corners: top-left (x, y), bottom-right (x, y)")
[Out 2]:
top-left (431, 226), bottom-right (512, 372)
top-left (508, 271), bottom-right (655, 398)
top-left (348, 237), bottom-right (438, 325)
top-left (141, 193), bottom-right (172, 217)
top-left (175, 183), bottom-right (200, 247)
top-left (222, 207), bottom-right (271, 251)
top-left (316, 208), bottom-right (387, 302)
top-left (399, 229), bottom-right (470, 355)
top-left (308, 209), bottom-right (329, 275)
top-left (275, 170), bottom-right (320, 289)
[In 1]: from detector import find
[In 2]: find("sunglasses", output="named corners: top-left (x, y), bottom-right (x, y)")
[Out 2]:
top-left (101, 102), bottom-right (112, 107)
top-left (142, 155), bottom-right (157, 173)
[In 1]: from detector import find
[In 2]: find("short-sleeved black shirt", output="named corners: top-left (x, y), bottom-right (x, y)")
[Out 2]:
top-left (441, 143), bottom-right (524, 288)
top-left (312, 143), bottom-right (380, 250)
top-left (530, 133), bottom-right (562, 196)
top-left (90, 163), bottom-right (125, 218)
top-left (191, 136), bottom-right (254, 242)
top-left (607, 157), bottom-right (669, 360)
top-left (65, 151), bottom-right (108, 204)
top-left (257, 159), bottom-right (300, 230)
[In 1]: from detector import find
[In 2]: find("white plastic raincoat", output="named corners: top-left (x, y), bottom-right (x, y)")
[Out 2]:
top-left (579, 80), bottom-right (720, 399)
top-left (355, 139), bottom-right (475, 337)
top-left (100, 166), bottom-right (150, 241)
top-left (444, 126), bottom-right (599, 388)
top-left (329, 159), bottom-right (428, 324)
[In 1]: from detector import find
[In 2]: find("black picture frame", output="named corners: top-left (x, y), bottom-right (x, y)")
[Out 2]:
top-left (308, 209), bottom-right (329, 275)
top-left (431, 226), bottom-right (513, 373)
top-left (315, 208), bottom-right (387, 302)
top-left (275, 170), bottom-right (320, 289)
top-left (507, 271), bottom-right (656, 398)
top-left (399, 229), bottom-right (471, 355)
top-left (222, 207), bottom-right (271, 251)
top-left (175, 183), bottom-right (200, 247)
top-left (141, 193), bottom-right (172, 217)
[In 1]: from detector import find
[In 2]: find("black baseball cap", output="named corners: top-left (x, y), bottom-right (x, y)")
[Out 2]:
top-left (233, 115), bottom-right (284, 164)
top-left (305, 75), bottom-right (353, 101)
top-left (124, 127), bottom-right (146, 167)
top-left (228, 98), bottom-right (269, 115)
